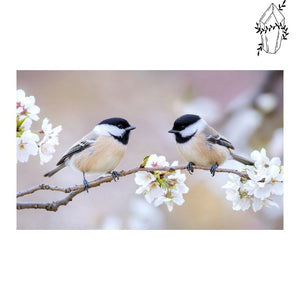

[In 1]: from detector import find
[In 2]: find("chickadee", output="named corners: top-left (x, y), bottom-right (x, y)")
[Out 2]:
top-left (44, 117), bottom-right (136, 191)
top-left (168, 114), bottom-right (253, 176)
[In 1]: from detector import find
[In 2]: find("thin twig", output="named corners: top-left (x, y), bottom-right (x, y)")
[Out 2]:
top-left (17, 184), bottom-right (74, 197)
top-left (16, 165), bottom-right (248, 212)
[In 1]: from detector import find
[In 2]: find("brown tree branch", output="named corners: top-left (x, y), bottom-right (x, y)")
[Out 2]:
top-left (16, 165), bottom-right (249, 212)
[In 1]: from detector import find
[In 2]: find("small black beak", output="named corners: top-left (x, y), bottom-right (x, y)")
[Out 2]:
top-left (168, 129), bottom-right (179, 134)
top-left (126, 126), bottom-right (136, 131)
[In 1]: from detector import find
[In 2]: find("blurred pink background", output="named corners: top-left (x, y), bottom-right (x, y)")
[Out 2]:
top-left (17, 71), bottom-right (283, 229)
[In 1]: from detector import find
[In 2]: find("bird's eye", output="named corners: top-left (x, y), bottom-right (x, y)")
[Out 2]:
top-left (117, 124), bottom-right (123, 129)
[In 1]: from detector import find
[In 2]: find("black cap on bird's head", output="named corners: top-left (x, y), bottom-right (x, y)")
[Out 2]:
top-left (97, 117), bottom-right (136, 145)
top-left (168, 114), bottom-right (202, 144)
top-left (168, 114), bottom-right (201, 134)
top-left (98, 117), bottom-right (136, 131)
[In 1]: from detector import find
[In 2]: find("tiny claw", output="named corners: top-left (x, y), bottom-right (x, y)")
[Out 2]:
top-left (112, 171), bottom-right (120, 182)
top-left (210, 163), bottom-right (219, 177)
top-left (187, 162), bottom-right (195, 175)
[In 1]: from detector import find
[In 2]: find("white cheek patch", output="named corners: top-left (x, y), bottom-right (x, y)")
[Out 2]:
top-left (181, 119), bottom-right (207, 137)
top-left (93, 124), bottom-right (125, 137)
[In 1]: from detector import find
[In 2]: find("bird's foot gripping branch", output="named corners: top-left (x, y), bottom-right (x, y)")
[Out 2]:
top-left (17, 150), bottom-right (283, 213)
top-left (135, 151), bottom-right (283, 212)
top-left (17, 92), bottom-right (283, 214)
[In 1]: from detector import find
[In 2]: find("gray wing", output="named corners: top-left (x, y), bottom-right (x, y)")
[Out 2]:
top-left (205, 134), bottom-right (235, 150)
top-left (204, 124), bottom-right (235, 150)
top-left (56, 131), bottom-right (97, 166)
top-left (56, 140), bottom-right (94, 165)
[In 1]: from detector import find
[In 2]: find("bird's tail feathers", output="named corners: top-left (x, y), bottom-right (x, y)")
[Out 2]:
top-left (44, 164), bottom-right (65, 177)
top-left (230, 151), bottom-right (254, 166)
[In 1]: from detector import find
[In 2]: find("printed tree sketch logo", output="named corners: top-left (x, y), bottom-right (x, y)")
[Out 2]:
top-left (255, 1), bottom-right (289, 56)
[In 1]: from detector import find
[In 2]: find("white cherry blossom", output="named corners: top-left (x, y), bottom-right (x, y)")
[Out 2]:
top-left (17, 90), bottom-right (62, 165)
top-left (40, 118), bottom-right (62, 145)
top-left (154, 189), bottom-right (185, 212)
top-left (135, 171), bottom-right (156, 189)
top-left (16, 89), bottom-right (40, 121)
top-left (37, 119), bottom-right (62, 165)
top-left (38, 141), bottom-right (56, 165)
top-left (222, 148), bottom-right (283, 212)
top-left (17, 130), bottom-right (39, 162)
top-left (145, 154), bottom-right (169, 168)
top-left (135, 154), bottom-right (189, 211)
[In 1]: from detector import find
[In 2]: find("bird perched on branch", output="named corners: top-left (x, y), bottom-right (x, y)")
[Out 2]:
top-left (168, 114), bottom-right (253, 176)
top-left (44, 117), bottom-right (136, 191)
